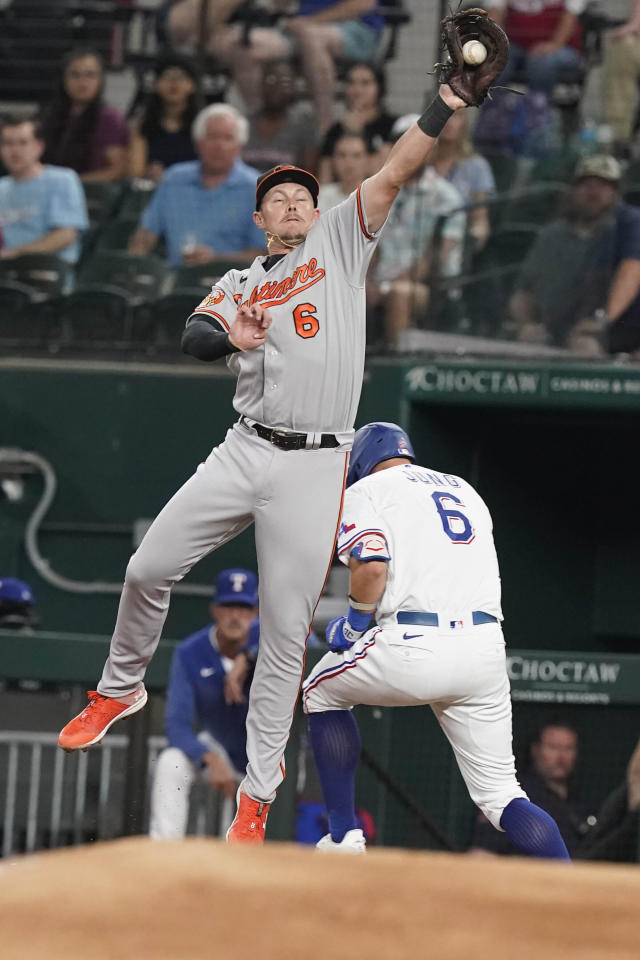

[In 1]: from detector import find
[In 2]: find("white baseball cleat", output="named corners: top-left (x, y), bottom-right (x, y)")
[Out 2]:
top-left (315, 828), bottom-right (366, 854)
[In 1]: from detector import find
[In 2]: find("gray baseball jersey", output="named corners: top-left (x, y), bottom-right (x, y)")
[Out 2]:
top-left (191, 186), bottom-right (378, 433)
top-left (98, 185), bottom-right (383, 805)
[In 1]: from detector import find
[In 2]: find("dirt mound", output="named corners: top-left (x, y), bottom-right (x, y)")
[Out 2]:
top-left (1, 837), bottom-right (638, 959)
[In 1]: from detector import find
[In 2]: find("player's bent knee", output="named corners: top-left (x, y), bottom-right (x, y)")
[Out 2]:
top-left (125, 551), bottom-right (175, 592)
top-left (302, 682), bottom-right (331, 715)
top-left (474, 787), bottom-right (528, 831)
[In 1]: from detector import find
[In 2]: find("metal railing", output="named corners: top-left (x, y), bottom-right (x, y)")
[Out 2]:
top-left (0, 732), bottom-right (229, 858)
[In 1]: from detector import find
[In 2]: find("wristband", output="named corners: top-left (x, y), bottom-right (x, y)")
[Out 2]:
top-left (348, 594), bottom-right (377, 613)
top-left (346, 605), bottom-right (373, 634)
top-left (417, 95), bottom-right (454, 139)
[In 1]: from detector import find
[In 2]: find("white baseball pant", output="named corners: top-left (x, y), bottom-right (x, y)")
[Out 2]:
top-left (149, 733), bottom-right (238, 839)
top-left (303, 621), bottom-right (528, 829)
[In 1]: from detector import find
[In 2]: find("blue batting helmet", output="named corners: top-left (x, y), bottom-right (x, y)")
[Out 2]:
top-left (347, 422), bottom-right (415, 487)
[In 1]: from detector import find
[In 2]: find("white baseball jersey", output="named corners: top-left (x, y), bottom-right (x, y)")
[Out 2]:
top-left (336, 463), bottom-right (503, 628)
top-left (303, 462), bottom-right (526, 830)
top-left (191, 186), bottom-right (382, 434)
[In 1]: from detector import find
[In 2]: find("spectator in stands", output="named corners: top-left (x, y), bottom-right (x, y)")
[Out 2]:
top-left (318, 132), bottom-right (370, 213)
top-left (602, 0), bottom-right (640, 157)
top-left (574, 735), bottom-right (640, 864)
top-left (128, 54), bottom-right (201, 184)
top-left (0, 578), bottom-right (37, 631)
top-left (470, 718), bottom-right (640, 862)
top-left (149, 569), bottom-right (259, 839)
top-left (367, 114), bottom-right (466, 349)
top-left (40, 48), bottom-right (129, 183)
top-left (129, 104), bottom-right (265, 268)
top-left (243, 59), bottom-right (318, 175)
top-left (165, 1), bottom-right (387, 137)
top-left (470, 717), bottom-right (594, 857)
top-left (0, 115), bottom-right (88, 265)
top-left (319, 62), bottom-right (397, 183)
top-left (487, 0), bottom-right (586, 95)
top-left (509, 154), bottom-right (640, 356)
top-left (427, 109), bottom-right (496, 251)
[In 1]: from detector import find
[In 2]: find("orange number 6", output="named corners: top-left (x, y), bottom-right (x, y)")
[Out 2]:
top-left (293, 302), bottom-right (319, 339)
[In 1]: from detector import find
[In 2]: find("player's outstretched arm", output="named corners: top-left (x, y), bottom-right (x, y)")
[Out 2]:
top-left (362, 85), bottom-right (466, 234)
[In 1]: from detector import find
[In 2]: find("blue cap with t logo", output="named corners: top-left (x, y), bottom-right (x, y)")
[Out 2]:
top-left (212, 569), bottom-right (258, 607)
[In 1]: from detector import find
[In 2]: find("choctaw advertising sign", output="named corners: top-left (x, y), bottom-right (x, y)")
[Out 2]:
top-left (507, 651), bottom-right (640, 705)
top-left (405, 361), bottom-right (640, 411)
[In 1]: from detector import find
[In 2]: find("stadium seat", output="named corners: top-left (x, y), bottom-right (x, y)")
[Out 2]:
top-left (132, 288), bottom-right (204, 354)
top-left (77, 251), bottom-right (169, 301)
top-left (482, 153), bottom-right (522, 196)
top-left (115, 180), bottom-right (156, 221)
top-left (527, 148), bottom-right (580, 185)
top-left (82, 181), bottom-right (123, 223)
top-left (0, 280), bottom-right (47, 345)
top-left (47, 284), bottom-right (134, 348)
top-left (173, 261), bottom-right (250, 292)
top-left (95, 218), bottom-right (140, 252)
top-left (0, 254), bottom-right (74, 297)
top-left (500, 183), bottom-right (569, 228)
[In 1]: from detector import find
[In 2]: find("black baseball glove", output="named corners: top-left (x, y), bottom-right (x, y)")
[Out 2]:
top-left (438, 7), bottom-right (510, 107)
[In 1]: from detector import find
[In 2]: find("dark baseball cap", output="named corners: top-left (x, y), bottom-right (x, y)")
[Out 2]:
top-left (212, 569), bottom-right (258, 607)
top-left (0, 577), bottom-right (34, 605)
top-left (255, 164), bottom-right (319, 210)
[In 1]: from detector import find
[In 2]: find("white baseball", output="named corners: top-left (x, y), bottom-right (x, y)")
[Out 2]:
top-left (462, 40), bottom-right (487, 65)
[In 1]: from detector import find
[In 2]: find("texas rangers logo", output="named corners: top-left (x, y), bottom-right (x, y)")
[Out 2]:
top-left (340, 521), bottom-right (356, 536)
top-left (230, 573), bottom-right (248, 592)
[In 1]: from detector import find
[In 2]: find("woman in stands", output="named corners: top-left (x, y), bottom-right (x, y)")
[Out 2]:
top-left (427, 109), bottom-right (496, 251)
top-left (128, 55), bottom-right (201, 184)
top-left (40, 48), bottom-right (129, 183)
top-left (318, 61), bottom-right (397, 182)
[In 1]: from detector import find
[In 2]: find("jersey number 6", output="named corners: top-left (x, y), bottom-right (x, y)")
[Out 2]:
top-left (293, 302), bottom-right (319, 339)
top-left (431, 491), bottom-right (475, 544)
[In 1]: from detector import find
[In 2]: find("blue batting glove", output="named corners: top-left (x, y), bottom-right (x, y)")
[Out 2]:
top-left (326, 616), bottom-right (363, 652)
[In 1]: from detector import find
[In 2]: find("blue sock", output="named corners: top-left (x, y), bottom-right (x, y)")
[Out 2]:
top-left (500, 798), bottom-right (571, 860)
top-left (308, 710), bottom-right (361, 843)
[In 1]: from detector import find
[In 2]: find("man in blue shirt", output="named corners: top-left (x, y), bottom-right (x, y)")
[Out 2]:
top-left (511, 154), bottom-right (640, 355)
top-left (0, 115), bottom-right (88, 264)
top-left (129, 103), bottom-right (265, 268)
top-left (149, 568), bottom-right (259, 839)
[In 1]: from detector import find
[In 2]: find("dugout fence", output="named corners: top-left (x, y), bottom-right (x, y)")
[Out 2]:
top-left (1, 635), bottom-right (639, 861)
top-left (0, 730), bottom-right (232, 859)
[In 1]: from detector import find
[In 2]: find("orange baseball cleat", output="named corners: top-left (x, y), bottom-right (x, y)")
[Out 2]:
top-left (226, 792), bottom-right (270, 845)
top-left (58, 685), bottom-right (148, 751)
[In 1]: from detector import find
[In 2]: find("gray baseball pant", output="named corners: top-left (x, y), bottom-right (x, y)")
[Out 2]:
top-left (98, 420), bottom-right (349, 802)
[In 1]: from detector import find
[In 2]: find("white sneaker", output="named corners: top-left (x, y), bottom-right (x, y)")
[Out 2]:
top-left (315, 828), bottom-right (366, 854)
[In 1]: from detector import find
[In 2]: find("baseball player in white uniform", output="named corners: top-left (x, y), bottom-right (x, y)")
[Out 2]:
top-left (58, 83), bottom-right (472, 845)
top-left (303, 423), bottom-right (570, 858)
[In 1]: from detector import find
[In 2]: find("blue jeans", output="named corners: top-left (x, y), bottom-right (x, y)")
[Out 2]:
top-left (500, 42), bottom-right (582, 95)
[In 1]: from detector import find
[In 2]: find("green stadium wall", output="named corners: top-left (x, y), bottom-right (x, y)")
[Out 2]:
top-left (2, 357), bottom-right (639, 653)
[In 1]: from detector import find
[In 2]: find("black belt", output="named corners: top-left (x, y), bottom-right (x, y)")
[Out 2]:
top-left (241, 416), bottom-right (340, 451)
top-left (397, 611), bottom-right (498, 627)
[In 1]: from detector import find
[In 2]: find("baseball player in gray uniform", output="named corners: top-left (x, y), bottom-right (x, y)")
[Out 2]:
top-left (58, 82), bottom-right (469, 844)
